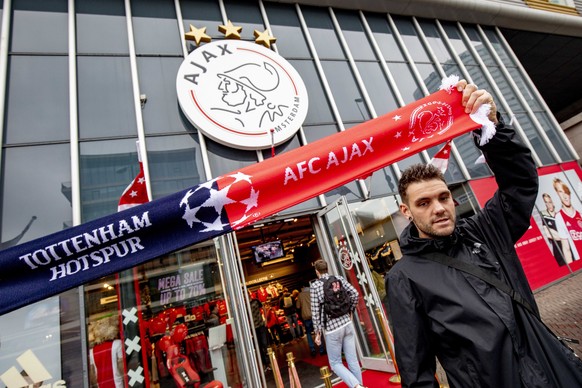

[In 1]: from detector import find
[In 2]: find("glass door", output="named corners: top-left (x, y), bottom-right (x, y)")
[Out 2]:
top-left (316, 196), bottom-right (397, 372)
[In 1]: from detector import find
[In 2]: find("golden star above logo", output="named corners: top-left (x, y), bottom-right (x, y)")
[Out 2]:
top-left (253, 29), bottom-right (277, 48)
top-left (219, 20), bottom-right (242, 39)
top-left (185, 25), bottom-right (212, 46)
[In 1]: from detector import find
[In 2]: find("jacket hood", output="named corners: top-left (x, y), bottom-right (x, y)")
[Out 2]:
top-left (399, 222), bottom-right (459, 256)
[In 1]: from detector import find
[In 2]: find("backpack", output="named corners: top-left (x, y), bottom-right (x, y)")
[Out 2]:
top-left (322, 275), bottom-right (352, 319)
top-left (283, 296), bottom-right (293, 308)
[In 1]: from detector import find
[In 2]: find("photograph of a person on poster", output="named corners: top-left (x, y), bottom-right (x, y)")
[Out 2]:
top-left (540, 192), bottom-right (568, 266)
top-left (553, 177), bottom-right (582, 264)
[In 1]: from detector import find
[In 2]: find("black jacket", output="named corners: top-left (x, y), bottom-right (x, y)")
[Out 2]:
top-left (387, 121), bottom-right (582, 387)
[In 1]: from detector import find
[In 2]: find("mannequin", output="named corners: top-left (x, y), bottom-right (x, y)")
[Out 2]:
top-left (89, 316), bottom-right (124, 388)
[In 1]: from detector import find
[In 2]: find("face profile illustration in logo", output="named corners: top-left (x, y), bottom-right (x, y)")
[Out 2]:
top-left (217, 62), bottom-right (283, 128)
top-left (177, 40), bottom-right (309, 150)
top-left (408, 101), bottom-right (453, 142)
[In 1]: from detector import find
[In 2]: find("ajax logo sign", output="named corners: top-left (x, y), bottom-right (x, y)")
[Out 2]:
top-left (176, 40), bottom-right (309, 150)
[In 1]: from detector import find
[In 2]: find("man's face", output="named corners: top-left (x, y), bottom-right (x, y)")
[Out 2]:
top-left (544, 196), bottom-right (555, 212)
top-left (400, 179), bottom-right (456, 239)
top-left (555, 185), bottom-right (571, 207)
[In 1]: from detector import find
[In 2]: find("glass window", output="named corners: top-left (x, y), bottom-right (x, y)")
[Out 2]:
top-left (0, 293), bottom-right (84, 388)
top-left (514, 113), bottom-right (556, 165)
top-left (453, 133), bottom-right (492, 178)
top-left (131, 0), bottom-right (182, 55)
top-left (76, 0), bottom-right (129, 54)
top-left (223, 0), bottom-right (265, 41)
top-left (263, 2), bottom-right (310, 58)
top-left (394, 154), bottom-right (425, 175)
top-left (391, 15), bottom-right (430, 63)
top-left (324, 180), bottom-right (363, 203)
top-left (79, 138), bottom-right (141, 222)
top-left (334, 10), bottom-right (376, 60)
top-left (321, 60), bottom-right (371, 122)
top-left (369, 167), bottom-right (398, 196)
top-left (463, 65), bottom-right (504, 115)
top-left (442, 63), bottom-right (463, 81)
top-left (416, 63), bottom-right (441, 92)
top-left (10, 0), bottom-right (67, 53)
top-left (205, 139), bottom-right (258, 178)
top-left (301, 6), bottom-right (344, 60)
top-left (84, 242), bottom-right (243, 388)
top-left (425, 144), bottom-right (465, 183)
top-left (137, 57), bottom-right (192, 135)
top-left (534, 112), bottom-right (575, 162)
top-left (365, 13), bottom-right (405, 62)
top-left (1, 144), bottom-right (72, 243)
top-left (388, 62), bottom-right (423, 104)
top-left (180, 0), bottom-right (223, 53)
top-left (462, 24), bottom-right (496, 67)
top-left (5, 56), bottom-right (69, 144)
top-left (77, 56), bottom-right (137, 139)
top-left (289, 59), bottom-right (334, 125)
top-left (506, 67), bottom-right (542, 110)
top-left (146, 134), bottom-right (207, 199)
top-left (488, 66), bottom-right (524, 114)
top-left (417, 18), bottom-right (453, 65)
top-left (441, 21), bottom-right (477, 66)
top-left (303, 124), bottom-right (339, 144)
top-left (481, 27), bottom-right (513, 67)
top-left (355, 61), bottom-right (399, 116)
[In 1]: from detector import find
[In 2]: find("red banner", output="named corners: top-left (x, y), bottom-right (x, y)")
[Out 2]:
top-left (223, 87), bottom-right (485, 228)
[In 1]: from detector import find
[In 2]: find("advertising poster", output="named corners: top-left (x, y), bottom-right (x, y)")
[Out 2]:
top-left (469, 162), bottom-right (582, 290)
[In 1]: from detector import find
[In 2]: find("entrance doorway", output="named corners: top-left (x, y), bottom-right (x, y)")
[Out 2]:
top-left (317, 196), bottom-right (401, 373)
top-left (234, 196), bottom-right (402, 385)
top-left (235, 215), bottom-right (331, 387)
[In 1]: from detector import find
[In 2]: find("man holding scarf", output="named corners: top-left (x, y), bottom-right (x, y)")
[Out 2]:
top-left (387, 81), bottom-right (582, 387)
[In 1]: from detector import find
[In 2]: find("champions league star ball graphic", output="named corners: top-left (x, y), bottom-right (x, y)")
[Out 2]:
top-left (180, 172), bottom-right (259, 233)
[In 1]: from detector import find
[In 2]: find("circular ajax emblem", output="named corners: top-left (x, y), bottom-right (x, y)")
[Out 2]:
top-left (176, 40), bottom-right (309, 150)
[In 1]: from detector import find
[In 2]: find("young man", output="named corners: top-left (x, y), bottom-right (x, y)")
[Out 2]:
top-left (386, 81), bottom-right (582, 387)
top-left (310, 259), bottom-right (366, 388)
top-left (297, 282), bottom-right (326, 357)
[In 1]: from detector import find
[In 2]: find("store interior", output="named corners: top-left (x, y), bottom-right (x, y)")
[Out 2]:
top-left (236, 215), bottom-right (332, 387)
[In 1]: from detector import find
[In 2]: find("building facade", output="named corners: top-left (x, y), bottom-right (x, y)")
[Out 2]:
top-left (1, 0), bottom-right (582, 387)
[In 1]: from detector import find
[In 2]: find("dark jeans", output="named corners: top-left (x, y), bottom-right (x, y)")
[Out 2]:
top-left (303, 318), bottom-right (325, 354)
top-left (286, 314), bottom-right (300, 339)
top-left (268, 324), bottom-right (282, 345)
top-left (256, 325), bottom-right (269, 364)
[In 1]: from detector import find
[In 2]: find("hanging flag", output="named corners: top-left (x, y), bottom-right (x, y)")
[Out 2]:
top-left (118, 162), bottom-right (150, 211)
top-left (118, 141), bottom-right (150, 211)
top-left (0, 75), bottom-right (495, 315)
top-left (429, 140), bottom-right (452, 174)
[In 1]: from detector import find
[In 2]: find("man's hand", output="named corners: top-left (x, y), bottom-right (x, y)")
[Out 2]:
top-left (315, 331), bottom-right (321, 346)
top-left (456, 79), bottom-right (498, 125)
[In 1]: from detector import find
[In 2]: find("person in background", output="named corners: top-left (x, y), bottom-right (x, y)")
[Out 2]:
top-left (206, 304), bottom-right (220, 327)
top-left (387, 80), bottom-right (582, 387)
top-left (311, 259), bottom-right (365, 388)
top-left (266, 303), bottom-right (282, 347)
top-left (280, 289), bottom-right (300, 341)
top-left (249, 291), bottom-right (270, 371)
top-left (296, 282), bottom-right (325, 357)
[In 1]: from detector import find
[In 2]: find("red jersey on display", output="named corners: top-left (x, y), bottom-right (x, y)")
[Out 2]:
top-left (559, 209), bottom-right (582, 259)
